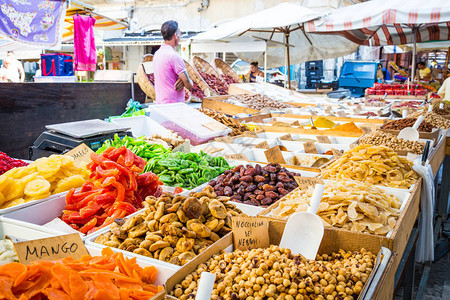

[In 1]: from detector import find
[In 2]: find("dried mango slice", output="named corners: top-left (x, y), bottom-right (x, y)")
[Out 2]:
top-left (24, 179), bottom-right (51, 197)
top-left (53, 175), bottom-right (86, 194)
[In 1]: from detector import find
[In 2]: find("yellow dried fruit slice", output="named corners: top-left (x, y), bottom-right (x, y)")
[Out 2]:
top-left (24, 179), bottom-right (51, 197)
top-left (53, 175), bottom-right (85, 194)
top-left (36, 156), bottom-right (61, 177)
top-left (5, 180), bottom-right (25, 201)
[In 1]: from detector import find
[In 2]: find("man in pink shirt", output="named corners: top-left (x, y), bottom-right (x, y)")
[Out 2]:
top-left (153, 20), bottom-right (193, 104)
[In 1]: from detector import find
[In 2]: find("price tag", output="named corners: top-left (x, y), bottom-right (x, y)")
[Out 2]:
top-left (215, 136), bottom-right (233, 143)
top-left (13, 233), bottom-right (88, 265)
top-left (303, 141), bottom-right (318, 154)
top-left (202, 122), bottom-right (228, 131)
top-left (172, 141), bottom-right (191, 153)
top-left (255, 140), bottom-right (270, 149)
top-left (376, 109), bottom-right (383, 116)
top-left (264, 146), bottom-right (286, 164)
top-left (223, 153), bottom-right (248, 161)
top-left (331, 148), bottom-right (343, 158)
top-left (360, 126), bottom-right (373, 134)
top-left (294, 176), bottom-right (324, 190)
top-left (244, 131), bottom-right (258, 138)
top-left (65, 143), bottom-right (94, 166)
top-left (316, 136), bottom-right (331, 144)
top-left (325, 106), bottom-right (332, 114)
top-left (279, 134), bottom-right (293, 141)
top-left (231, 216), bottom-right (269, 251)
top-left (291, 120), bottom-right (301, 127)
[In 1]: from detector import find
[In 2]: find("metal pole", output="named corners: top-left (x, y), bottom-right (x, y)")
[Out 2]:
top-left (411, 26), bottom-right (417, 82)
top-left (131, 72), bottom-right (135, 101)
top-left (264, 50), bottom-right (267, 82)
top-left (102, 45), bottom-right (106, 69)
top-left (286, 32), bottom-right (291, 89)
top-left (444, 47), bottom-right (450, 78)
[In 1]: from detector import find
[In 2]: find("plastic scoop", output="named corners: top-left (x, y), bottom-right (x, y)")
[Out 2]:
top-left (428, 105), bottom-right (433, 112)
top-left (279, 184), bottom-right (325, 260)
top-left (397, 115), bottom-right (425, 141)
top-left (195, 272), bottom-right (216, 300)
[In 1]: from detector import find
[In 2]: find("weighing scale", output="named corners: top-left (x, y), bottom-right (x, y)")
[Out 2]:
top-left (29, 119), bottom-right (132, 160)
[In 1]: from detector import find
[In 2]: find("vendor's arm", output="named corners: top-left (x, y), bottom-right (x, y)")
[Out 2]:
top-left (175, 70), bottom-right (193, 91)
top-left (173, 55), bottom-right (192, 91)
top-left (245, 70), bottom-right (252, 81)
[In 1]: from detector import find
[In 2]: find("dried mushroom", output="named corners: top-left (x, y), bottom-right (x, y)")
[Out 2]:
top-left (94, 186), bottom-right (244, 266)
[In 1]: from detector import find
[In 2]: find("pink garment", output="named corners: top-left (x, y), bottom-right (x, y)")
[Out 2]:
top-left (153, 44), bottom-right (186, 104)
top-left (73, 15), bottom-right (96, 71)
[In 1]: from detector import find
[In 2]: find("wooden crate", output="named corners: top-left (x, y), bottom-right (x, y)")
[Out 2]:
top-left (428, 135), bottom-right (446, 176)
top-left (258, 178), bottom-right (422, 291)
top-left (161, 220), bottom-right (394, 300)
top-left (202, 95), bottom-right (259, 115)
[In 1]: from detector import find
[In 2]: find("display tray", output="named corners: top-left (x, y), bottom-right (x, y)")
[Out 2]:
top-left (85, 222), bottom-right (233, 275)
top-left (159, 220), bottom-right (393, 300)
top-left (0, 217), bottom-right (63, 240)
top-left (238, 113), bottom-right (386, 125)
top-left (258, 178), bottom-right (422, 283)
top-left (0, 190), bottom-right (71, 216)
top-left (202, 95), bottom-right (260, 115)
top-left (365, 94), bottom-right (427, 100)
top-left (379, 128), bottom-right (441, 143)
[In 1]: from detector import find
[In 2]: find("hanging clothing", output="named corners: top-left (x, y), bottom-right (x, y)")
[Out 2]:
top-left (73, 14), bottom-right (96, 71)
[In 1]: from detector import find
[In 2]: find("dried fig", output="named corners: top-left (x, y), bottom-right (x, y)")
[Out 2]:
top-left (128, 223), bottom-right (147, 238)
top-left (176, 237), bottom-right (195, 252)
top-left (183, 197), bottom-right (203, 219)
top-left (176, 208), bottom-right (188, 223)
top-left (133, 248), bottom-right (152, 257)
top-left (154, 202), bottom-right (165, 220)
top-left (160, 213), bottom-right (178, 223)
top-left (205, 218), bottom-right (219, 231)
top-left (147, 220), bottom-right (159, 232)
top-left (159, 247), bottom-right (174, 261)
top-left (110, 222), bottom-right (127, 240)
top-left (209, 200), bottom-right (227, 219)
top-left (149, 240), bottom-right (170, 252)
top-left (178, 251), bottom-right (196, 265)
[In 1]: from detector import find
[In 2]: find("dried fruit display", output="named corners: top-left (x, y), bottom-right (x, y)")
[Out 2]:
top-left (0, 155), bottom-right (89, 209)
top-left (208, 163), bottom-right (300, 207)
top-left (223, 94), bottom-right (293, 110)
top-left (380, 118), bottom-right (435, 132)
top-left (198, 108), bottom-right (249, 136)
top-left (199, 71), bottom-right (229, 95)
top-left (221, 73), bottom-right (237, 85)
top-left (169, 246), bottom-right (376, 300)
top-left (191, 82), bottom-right (206, 99)
top-left (61, 147), bottom-right (163, 234)
top-left (270, 179), bottom-right (401, 235)
top-left (321, 145), bottom-right (419, 189)
top-left (145, 130), bottom-right (188, 150)
top-left (94, 186), bottom-right (243, 266)
top-left (0, 152), bottom-right (28, 175)
top-left (0, 247), bottom-right (162, 299)
top-left (358, 130), bottom-right (425, 155)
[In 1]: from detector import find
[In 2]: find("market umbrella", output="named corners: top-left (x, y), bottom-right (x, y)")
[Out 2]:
top-left (193, 2), bottom-right (359, 88)
top-left (306, 0), bottom-right (450, 81)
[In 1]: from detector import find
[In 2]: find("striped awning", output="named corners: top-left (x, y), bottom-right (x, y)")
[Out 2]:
top-left (62, 6), bottom-right (127, 42)
top-left (306, 0), bottom-right (450, 46)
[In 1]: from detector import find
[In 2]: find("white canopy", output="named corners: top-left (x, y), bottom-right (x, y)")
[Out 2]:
top-left (192, 2), bottom-right (359, 73)
top-left (306, 0), bottom-right (450, 81)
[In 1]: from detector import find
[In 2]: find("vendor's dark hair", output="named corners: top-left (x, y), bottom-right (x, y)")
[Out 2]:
top-left (250, 62), bottom-right (258, 67)
top-left (161, 20), bottom-right (179, 41)
top-left (417, 61), bottom-right (426, 67)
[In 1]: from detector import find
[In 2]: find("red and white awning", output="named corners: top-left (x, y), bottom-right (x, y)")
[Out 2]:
top-left (306, 0), bottom-right (450, 46)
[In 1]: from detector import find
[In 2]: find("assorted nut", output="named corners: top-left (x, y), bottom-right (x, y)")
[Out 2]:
top-left (358, 130), bottom-right (425, 155)
top-left (223, 94), bottom-right (293, 111)
top-left (169, 245), bottom-right (376, 300)
top-left (199, 108), bottom-right (249, 136)
top-left (208, 163), bottom-right (300, 207)
top-left (380, 118), bottom-right (434, 132)
top-left (410, 111), bottom-right (450, 129)
top-left (270, 179), bottom-right (401, 235)
top-left (322, 144), bottom-right (419, 189)
top-left (94, 186), bottom-right (244, 266)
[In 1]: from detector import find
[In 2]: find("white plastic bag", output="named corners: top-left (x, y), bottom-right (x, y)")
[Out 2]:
top-left (412, 158), bottom-right (435, 263)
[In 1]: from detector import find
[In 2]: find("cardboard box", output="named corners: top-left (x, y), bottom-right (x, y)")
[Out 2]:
top-left (159, 220), bottom-right (393, 300)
